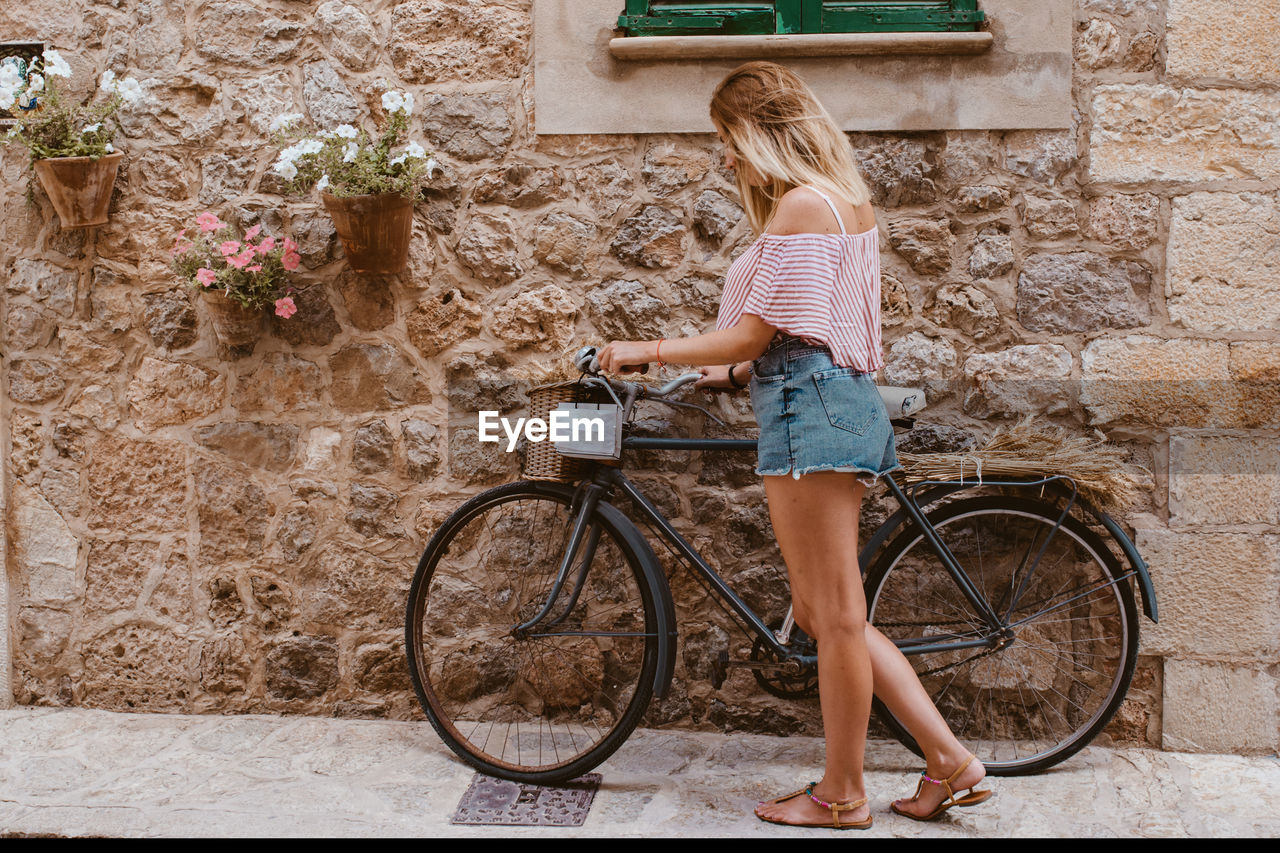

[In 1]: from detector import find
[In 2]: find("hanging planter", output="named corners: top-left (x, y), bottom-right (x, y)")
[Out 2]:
top-left (1, 50), bottom-right (142, 228)
top-left (270, 89), bottom-right (439, 276)
top-left (201, 288), bottom-right (265, 348)
top-left (171, 211), bottom-right (299, 354)
top-left (321, 191), bottom-right (414, 275)
top-left (32, 152), bottom-right (123, 228)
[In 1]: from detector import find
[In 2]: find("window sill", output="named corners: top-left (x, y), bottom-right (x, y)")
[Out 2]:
top-left (608, 31), bottom-right (994, 61)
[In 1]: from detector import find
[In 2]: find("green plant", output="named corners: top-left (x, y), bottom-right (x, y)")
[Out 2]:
top-left (270, 89), bottom-right (439, 199)
top-left (170, 211), bottom-right (298, 317)
top-left (1, 50), bottom-right (140, 162)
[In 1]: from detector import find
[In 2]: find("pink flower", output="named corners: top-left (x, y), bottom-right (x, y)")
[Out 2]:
top-left (195, 268), bottom-right (217, 287)
top-left (282, 250), bottom-right (301, 272)
top-left (171, 238), bottom-right (193, 256)
top-left (243, 224), bottom-right (262, 241)
top-left (283, 237), bottom-right (298, 255)
top-left (196, 212), bottom-right (226, 233)
top-left (219, 240), bottom-right (241, 257)
top-left (274, 296), bottom-right (298, 319)
top-left (256, 236), bottom-right (275, 255)
top-left (246, 264), bottom-right (262, 273)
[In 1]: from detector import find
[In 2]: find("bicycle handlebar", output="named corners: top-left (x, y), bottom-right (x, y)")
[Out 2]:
top-left (574, 345), bottom-right (701, 401)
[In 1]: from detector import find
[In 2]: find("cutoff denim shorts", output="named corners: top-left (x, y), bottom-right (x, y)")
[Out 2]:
top-left (749, 333), bottom-right (901, 483)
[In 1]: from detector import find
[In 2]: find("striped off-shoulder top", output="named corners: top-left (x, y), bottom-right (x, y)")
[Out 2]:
top-left (715, 186), bottom-right (884, 373)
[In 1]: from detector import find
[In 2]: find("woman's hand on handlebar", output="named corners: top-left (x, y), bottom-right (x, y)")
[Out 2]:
top-left (597, 339), bottom-right (657, 375)
top-left (693, 364), bottom-right (736, 394)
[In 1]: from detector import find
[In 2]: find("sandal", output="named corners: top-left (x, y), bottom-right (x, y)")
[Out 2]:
top-left (890, 754), bottom-right (993, 822)
top-left (756, 782), bottom-right (873, 830)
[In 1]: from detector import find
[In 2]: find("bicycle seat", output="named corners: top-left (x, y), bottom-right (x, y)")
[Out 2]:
top-left (878, 386), bottom-right (927, 417)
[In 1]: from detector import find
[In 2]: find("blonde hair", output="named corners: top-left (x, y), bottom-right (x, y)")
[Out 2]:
top-left (710, 61), bottom-right (870, 233)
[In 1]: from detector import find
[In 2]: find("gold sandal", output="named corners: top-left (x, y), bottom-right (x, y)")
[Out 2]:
top-left (890, 754), bottom-right (993, 821)
top-left (756, 782), bottom-right (873, 830)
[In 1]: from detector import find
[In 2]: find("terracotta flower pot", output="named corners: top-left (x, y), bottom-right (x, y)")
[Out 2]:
top-left (321, 191), bottom-right (414, 275)
top-left (201, 289), bottom-right (265, 348)
top-left (32, 152), bottom-right (124, 228)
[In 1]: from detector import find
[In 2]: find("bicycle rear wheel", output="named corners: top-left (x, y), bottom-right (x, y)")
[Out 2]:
top-left (866, 495), bottom-right (1139, 775)
top-left (406, 482), bottom-right (660, 784)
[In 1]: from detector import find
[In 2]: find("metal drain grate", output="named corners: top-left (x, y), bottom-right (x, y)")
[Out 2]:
top-left (451, 773), bottom-right (602, 826)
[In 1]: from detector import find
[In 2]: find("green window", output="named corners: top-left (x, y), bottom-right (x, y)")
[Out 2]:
top-left (618, 1), bottom-right (985, 36)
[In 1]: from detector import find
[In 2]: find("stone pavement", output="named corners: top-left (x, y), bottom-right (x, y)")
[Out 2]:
top-left (1, 707), bottom-right (1277, 837)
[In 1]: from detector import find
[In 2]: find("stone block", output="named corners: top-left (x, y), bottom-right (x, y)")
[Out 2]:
top-left (194, 2), bottom-right (303, 65)
top-left (403, 420), bottom-right (442, 481)
top-left (1168, 193), bottom-right (1280, 332)
top-left (1136, 528), bottom-right (1279, 658)
top-left (474, 164), bottom-right (567, 208)
top-left (194, 422), bottom-right (300, 472)
top-left (490, 283), bottom-right (578, 351)
top-left (1003, 130), bottom-right (1076, 184)
top-left (534, 212), bottom-right (594, 275)
top-left (574, 161), bottom-right (634, 217)
top-left (611, 206), bottom-right (686, 269)
top-left (1076, 18), bottom-right (1122, 69)
top-left (852, 135), bottom-right (939, 207)
top-left (1167, 0), bottom-right (1280, 83)
top-left (1081, 337), bottom-right (1235, 427)
top-left (406, 288), bottom-right (482, 359)
top-left (692, 190), bottom-right (744, 244)
top-left (195, 464), bottom-right (272, 561)
top-left (86, 540), bottom-right (159, 612)
top-left (880, 273), bottom-right (911, 327)
top-left (9, 359), bottom-right (64, 404)
top-left (351, 421), bottom-right (394, 474)
top-left (1163, 660), bottom-right (1279, 754)
top-left (1169, 435), bottom-right (1280, 528)
top-left (80, 624), bottom-right (192, 711)
top-left (140, 290), bottom-right (198, 350)
top-left (265, 635), bottom-right (338, 700)
top-left (8, 258), bottom-right (77, 316)
top-left (883, 332), bottom-right (957, 402)
top-left (314, 1), bottom-right (378, 72)
top-left (336, 270), bottom-right (395, 332)
top-left (300, 544), bottom-right (406, 631)
top-left (128, 358), bottom-right (225, 431)
top-left (390, 0), bottom-right (528, 83)
top-left (328, 343), bottom-right (430, 413)
top-left (233, 353), bottom-right (324, 413)
top-left (968, 230), bottom-right (1013, 279)
top-left (1021, 195), bottom-right (1079, 240)
top-left (588, 279), bottom-right (668, 340)
top-left (1089, 193), bottom-right (1160, 250)
top-left (1091, 85), bottom-right (1280, 182)
top-left (926, 284), bottom-right (999, 339)
top-left (642, 143), bottom-right (711, 197)
top-left (456, 212), bottom-right (523, 283)
top-left (963, 344), bottom-right (1074, 418)
top-left (302, 59), bottom-right (359, 129)
top-left (346, 483), bottom-right (403, 539)
top-left (887, 217), bottom-right (953, 274)
top-left (418, 93), bottom-right (512, 162)
top-left (1017, 252), bottom-right (1151, 333)
top-left (87, 436), bottom-right (187, 533)
top-left (13, 482), bottom-right (78, 605)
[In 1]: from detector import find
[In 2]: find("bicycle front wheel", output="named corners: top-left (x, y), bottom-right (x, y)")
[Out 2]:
top-left (406, 482), bottom-right (660, 784)
top-left (866, 495), bottom-right (1139, 775)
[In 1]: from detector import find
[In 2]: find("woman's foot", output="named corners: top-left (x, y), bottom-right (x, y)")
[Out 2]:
top-left (891, 752), bottom-right (989, 820)
top-left (755, 782), bottom-right (871, 828)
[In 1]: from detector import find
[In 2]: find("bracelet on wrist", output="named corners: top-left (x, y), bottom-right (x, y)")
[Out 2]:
top-left (727, 362), bottom-right (748, 389)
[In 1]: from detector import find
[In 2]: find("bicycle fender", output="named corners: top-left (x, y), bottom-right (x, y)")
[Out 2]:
top-left (1093, 509), bottom-right (1158, 623)
top-left (593, 499), bottom-right (679, 701)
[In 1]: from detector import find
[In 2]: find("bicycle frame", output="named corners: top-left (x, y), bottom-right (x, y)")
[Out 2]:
top-left (512, 424), bottom-right (1159, 707)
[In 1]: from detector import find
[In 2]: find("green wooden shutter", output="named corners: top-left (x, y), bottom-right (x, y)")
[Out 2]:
top-left (617, 1), bottom-right (984, 36)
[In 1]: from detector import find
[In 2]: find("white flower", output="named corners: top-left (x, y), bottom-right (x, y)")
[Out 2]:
top-left (405, 141), bottom-right (425, 159)
top-left (425, 156), bottom-right (440, 176)
top-left (272, 158), bottom-right (298, 180)
top-left (402, 92), bottom-right (414, 116)
top-left (316, 174), bottom-right (330, 191)
top-left (296, 138), bottom-right (324, 156)
top-left (389, 152), bottom-right (406, 166)
top-left (99, 69), bottom-right (115, 91)
top-left (104, 143), bottom-right (114, 153)
top-left (269, 112), bottom-right (304, 132)
top-left (381, 90), bottom-right (406, 114)
top-left (0, 61), bottom-right (22, 89)
top-left (334, 124), bottom-right (357, 139)
top-left (42, 49), bottom-right (71, 78)
top-left (27, 73), bottom-right (44, 94)
top-left (342, 141), bottom-right (359, 163)
top-left (116, 77), bottom-right (142, 104)
top-left (82, 122), bottom-right (102, 134)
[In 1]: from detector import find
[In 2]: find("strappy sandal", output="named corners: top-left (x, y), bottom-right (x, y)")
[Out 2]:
top-left (890, 754), bottom-right (993, 821)
top-left (755, 782), bottom-right (873, 830)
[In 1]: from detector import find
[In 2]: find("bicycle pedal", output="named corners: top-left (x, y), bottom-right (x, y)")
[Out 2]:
top-left (710, 650), bottom-right (729, 689)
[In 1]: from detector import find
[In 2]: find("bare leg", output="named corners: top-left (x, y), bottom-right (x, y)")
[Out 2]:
top-left (864, 624), bottom-right (987, 816)
top-left (754, 472), bottom-right (873, 826)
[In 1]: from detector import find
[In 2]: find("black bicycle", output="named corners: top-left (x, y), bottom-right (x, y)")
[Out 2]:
top-left (405, 350), bottom-right (1158, 784)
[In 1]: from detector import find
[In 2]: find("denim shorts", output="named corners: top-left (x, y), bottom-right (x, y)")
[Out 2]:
top-left (749, 334), bottom-right (901, 483)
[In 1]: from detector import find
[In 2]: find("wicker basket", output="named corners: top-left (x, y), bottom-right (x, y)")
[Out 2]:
top-left (523, 379), bottom-right (614, 482)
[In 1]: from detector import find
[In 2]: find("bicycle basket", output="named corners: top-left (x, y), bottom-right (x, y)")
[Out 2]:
top-left (523, 379), bottom-right (616, 482)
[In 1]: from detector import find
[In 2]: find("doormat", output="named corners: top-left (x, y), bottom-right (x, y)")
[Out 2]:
top-left (451, 773), bottom-right (602, 826)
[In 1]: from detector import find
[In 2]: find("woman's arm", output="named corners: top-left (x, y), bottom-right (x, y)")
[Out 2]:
top-left (597, 313), bottom-right (776, 374)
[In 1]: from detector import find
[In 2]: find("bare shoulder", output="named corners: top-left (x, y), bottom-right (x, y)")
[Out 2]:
top-left (766, 187), bottom-right (840, 236)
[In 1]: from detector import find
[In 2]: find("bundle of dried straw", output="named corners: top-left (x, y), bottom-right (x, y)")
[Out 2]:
top-left (897, 419), bottom-right (1144, 510)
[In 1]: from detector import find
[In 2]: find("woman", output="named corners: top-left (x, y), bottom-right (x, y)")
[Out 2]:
top-left (597, 61), bottom-right (991, 829)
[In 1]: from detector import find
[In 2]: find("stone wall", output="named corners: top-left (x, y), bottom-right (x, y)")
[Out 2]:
top-left (1, 1), bottom-right (1276, 754)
